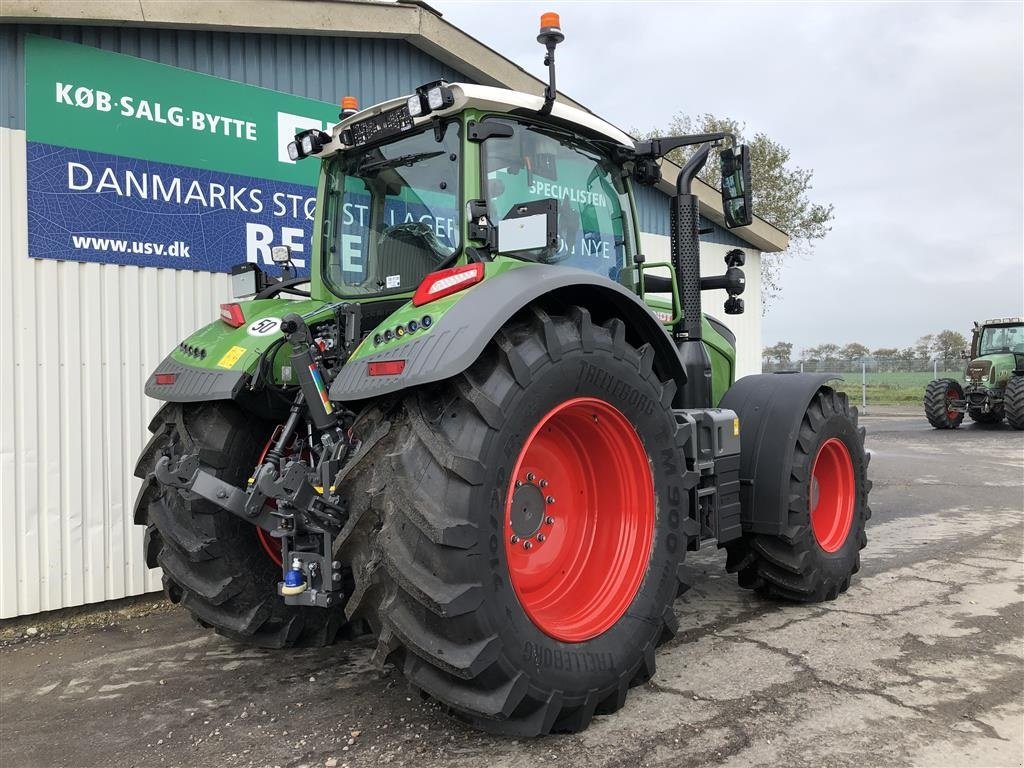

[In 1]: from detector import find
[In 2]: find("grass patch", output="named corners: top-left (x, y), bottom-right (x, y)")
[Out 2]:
top-left (828, 371), bottom-right (961, 406)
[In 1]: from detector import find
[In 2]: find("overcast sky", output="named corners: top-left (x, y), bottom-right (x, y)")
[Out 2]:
top-left (433, 0), bottom-right (1024, 353)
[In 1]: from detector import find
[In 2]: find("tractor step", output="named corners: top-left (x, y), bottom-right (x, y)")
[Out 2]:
top-left (673, 408), bottom-right (743, 548)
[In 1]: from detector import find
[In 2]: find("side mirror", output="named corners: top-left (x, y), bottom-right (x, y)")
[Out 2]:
top-left (719, 145), bottom-right (753, 228)
top-left (497, 198), bottom-right (559, 255)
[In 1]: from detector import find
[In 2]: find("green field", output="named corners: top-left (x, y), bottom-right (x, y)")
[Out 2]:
top-left (829, 371), bottom-right (962, 405)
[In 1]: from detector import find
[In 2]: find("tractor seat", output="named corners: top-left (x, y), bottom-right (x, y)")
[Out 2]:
top-left (376, 222), bottom-right (451, 289)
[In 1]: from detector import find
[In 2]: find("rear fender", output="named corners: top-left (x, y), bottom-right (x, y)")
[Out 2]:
top-left (144, 297), bottom-right (332, 403)
top-left (329, 263), bottom-right (686, 403)
top-left (719, 372), bottom-right (840, 535)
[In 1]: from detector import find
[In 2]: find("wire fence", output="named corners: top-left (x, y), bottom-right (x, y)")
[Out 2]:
top-left (762, 358), bottom-right (964, 409)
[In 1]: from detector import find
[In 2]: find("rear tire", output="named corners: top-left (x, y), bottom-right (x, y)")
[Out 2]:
top-left (133, 402), bottom-right (345, 648)
top-left (726, 387), bottom-right (871, 602)
top-left (336, 306), bottom-right (689, 735)
top-left (924, 378), bottom-right (964, 429)
top-left (1005, 375), bottom-right (1024, 430)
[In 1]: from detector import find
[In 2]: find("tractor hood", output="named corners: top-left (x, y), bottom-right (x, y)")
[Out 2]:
top-left (144, 297), bottom-right (333, 402)
top-left (965, 352), bottom-right (1017, 388)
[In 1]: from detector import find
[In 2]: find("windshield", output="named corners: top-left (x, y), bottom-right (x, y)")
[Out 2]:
top-left (979, 324), bottom-right (1024, 355)
top-left (322, 121), bottom-right (461, 297)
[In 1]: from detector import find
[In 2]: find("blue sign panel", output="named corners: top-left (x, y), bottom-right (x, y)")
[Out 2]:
top-left (27, 142), bottom-right (317, 274)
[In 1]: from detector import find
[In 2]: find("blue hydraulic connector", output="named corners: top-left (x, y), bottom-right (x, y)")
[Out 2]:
top-left (281, 557), bottom-right (307, 595)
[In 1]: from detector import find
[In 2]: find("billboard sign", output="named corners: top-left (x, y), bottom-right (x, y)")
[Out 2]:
top-left (25, 35), bottom-right (342, 274)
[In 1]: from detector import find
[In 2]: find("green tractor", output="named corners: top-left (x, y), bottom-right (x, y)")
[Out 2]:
top-left (924, 317), bottom-right (1024, 429)
top-left (134, 15), bottom-right (871, 735)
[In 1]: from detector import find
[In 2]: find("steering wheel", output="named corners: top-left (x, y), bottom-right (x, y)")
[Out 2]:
top-left (379, 221), bottom-right (456, 259)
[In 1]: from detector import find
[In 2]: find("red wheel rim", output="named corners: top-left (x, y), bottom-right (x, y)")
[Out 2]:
top-left (254, 429), bottom-right (283, 567)
top-left (256, 527), bottom-right (282, 567)
top-left (809, 437), bottom-right (855, 553)
top-left (504, 397), bottom-right (655, 643)
top-left (945, 387), bottom-right (959, 421)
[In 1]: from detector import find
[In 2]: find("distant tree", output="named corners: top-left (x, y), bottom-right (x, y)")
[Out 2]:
top-left (932, 330), bottom-right (968, 360)
top-left (896, 347), bottom-right (916, 362)
top-left (763, 341), bottom-right (794, 365)
top-left (840, 342), bottom-right (870, 361)
top-left (872, 347), bottom-right (899, 358)
top-left (914, 334), bottom-right (935, 360)
top-left (636, 113), bottom-right (834, 305)
top-left (816, 343), bottom-right (841, 361)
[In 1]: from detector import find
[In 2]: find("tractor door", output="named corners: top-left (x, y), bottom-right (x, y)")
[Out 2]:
top-left (478, 117), bottom-right (639, 288)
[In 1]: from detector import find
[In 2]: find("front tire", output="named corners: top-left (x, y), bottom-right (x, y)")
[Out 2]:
top-left (133, 402), bottom-right (345, 647)
top-left (726, 387), bottom-right (871, 602)
top-left (337, 306), bottom-right (689, 735)
top-left (924, 378), bottom-right (964, 429)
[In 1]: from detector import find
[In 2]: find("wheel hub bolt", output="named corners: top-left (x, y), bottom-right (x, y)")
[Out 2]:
top-left (526, 472), bottom-right (536, 482)
top-left (545, 516), bottom-right (554, 525)
top-left (510, 535), bottom-right (519, 544)
top-left (546, 496), bottom-right (555, 504)
top-left (540, 479), bottom-right (548, 488)
top-left (523, 541), bottom-right (532, 550)
top-left (515, 480), bottom-right (522, 488)
top-left (537, 533), bottom-right (546, 542)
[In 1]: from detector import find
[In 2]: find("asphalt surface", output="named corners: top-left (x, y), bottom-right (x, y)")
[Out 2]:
top-left (2, 414), bottom-right (1022, 768)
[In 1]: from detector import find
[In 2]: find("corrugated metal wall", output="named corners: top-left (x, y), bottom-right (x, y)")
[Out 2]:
top-left (0, 23), bottom-right (473, 618)
top-left (632, 182), bottom-right (750, 247)
top-left (1, 126), bottom-right (233, 616)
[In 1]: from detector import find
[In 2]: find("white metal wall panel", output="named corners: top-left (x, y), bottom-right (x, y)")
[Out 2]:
top-left (640, 233), bottom-right (763, 378)
top-left (0, 127), bottom-right (232, 618)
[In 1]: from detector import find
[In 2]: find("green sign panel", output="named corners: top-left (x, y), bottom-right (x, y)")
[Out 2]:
top-left (26, 35), bottom-right (341, 185)
top-left (25, 35), bottom-right (345, 273)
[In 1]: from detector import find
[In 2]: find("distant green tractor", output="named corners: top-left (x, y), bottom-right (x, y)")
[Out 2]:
top-left (925, 317), bottom-right (1024, 429)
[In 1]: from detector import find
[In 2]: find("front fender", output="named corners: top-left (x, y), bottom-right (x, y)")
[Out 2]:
top-left (329, 263), bottom-right (686, 403)
top-left (720, 372), bottom-right (841, 535)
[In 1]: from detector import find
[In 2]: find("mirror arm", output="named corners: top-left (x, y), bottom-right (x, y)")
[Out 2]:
top-left (634, 132), bottom-right (733, 161)
top-left (677, 143), bottom-right (712, 196)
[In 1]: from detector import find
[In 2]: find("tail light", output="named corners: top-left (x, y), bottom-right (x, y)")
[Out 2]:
top-left (220, 303), bottom-right (245, 327)
top-left (368, 360), bottom-right (406, 376)
top-left (154, 373), bottom-right (177, 386)
top-left (412, 263), bottom-right (484, 307)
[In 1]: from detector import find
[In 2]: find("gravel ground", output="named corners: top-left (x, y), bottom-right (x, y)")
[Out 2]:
top-left (1, 415), bottom-right (1022, 768)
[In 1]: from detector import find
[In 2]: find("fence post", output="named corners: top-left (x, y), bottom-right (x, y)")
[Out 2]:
top-left (933, 359), bottom-right (938, 380)
top-left (862, 362), bottom-right (867, 413)
top-left (800, 361), bottom-right (804, 373)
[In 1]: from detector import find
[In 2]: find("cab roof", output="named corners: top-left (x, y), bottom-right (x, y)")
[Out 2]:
top-left (328, 82), bottom-right (635, 152)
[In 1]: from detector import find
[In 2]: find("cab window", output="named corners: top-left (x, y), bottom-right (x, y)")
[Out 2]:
top-left (480, 118), bottom-right (634, 281)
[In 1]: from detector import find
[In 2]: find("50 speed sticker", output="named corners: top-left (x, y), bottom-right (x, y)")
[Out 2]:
top-left (248, 317), bottom-right (281, 336)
